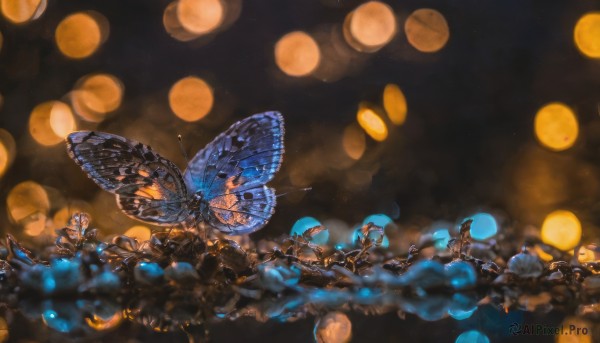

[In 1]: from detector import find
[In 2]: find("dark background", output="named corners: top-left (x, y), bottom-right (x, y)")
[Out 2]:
top-left (0, 0), bottom-right (599, 342)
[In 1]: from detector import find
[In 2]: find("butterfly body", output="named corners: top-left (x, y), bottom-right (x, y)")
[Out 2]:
top-left (66, 112), bottom-right (284, 235)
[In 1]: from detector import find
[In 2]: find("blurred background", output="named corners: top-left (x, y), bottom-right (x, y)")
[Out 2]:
top-left (0, 0), bottom-right (599, 341)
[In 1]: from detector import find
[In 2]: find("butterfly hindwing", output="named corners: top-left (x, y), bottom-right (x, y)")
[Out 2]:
top-left (206, 185), bottom-right (276, 234)
top-left (66, 131), bottom-right (191, 226)
top-left (184, 112), bottom-right (284, 233)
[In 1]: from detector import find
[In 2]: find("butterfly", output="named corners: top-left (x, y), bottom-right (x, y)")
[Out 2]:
top-left (66, 112), bottom-right (284, 235)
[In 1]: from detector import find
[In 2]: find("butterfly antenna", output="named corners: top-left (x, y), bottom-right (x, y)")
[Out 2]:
top-left (177, 135), bottom-right (190, 164)
top-left (275, 187), bottom-right (312, 198)
top-left (178, 134), bottom-right (201, 186)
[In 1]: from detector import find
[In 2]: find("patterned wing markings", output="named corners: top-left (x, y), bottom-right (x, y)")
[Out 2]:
top-left (66, 131), bottom-right (191, 225)
top-left (66, 112), bottom-right (285, 234)
top-left (206, 185), bottom-right (276, 234)
top-left (183, 112), bottom-right (284, 233)
top-left (183, 111), bottom-right (284, 198)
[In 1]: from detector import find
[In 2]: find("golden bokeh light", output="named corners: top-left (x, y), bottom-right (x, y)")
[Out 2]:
top-left (52, 202), bottom-right (92, 229)
top-left (125, 225), bottom-right (152, 242)
top-left (177, 0), bottom-right (224, 35)
top-left (357, 106), bottom-right (388, 142)
top-left (534, 102), bottom-right (578, 151)
top-left (533, 245), bottom-right (554, 262)
top-left (169, 76), bottom-right (214, 122)
top-left (71, 73), bottom-right (123, 122)
top-left (344, 1), bottom-right (396, 52)
top-left (557, 317), bottom-right (592, 343)
top-left (7, 181), bottom-right (50, 232)
top-left (405, 9), bottom-right (450, 53)
top-left (49, 101), bottom-right (76, 138)
top-left (0, 317), bottom-right (8, 343)
top-left (55, 12), bottom-right (106, 59)
top-left (275, 31), bottom-right (321, 77)
top-left (85, 312), bottom-right (122, 331)
top-left (383, 83), bottom-right (407, 125)
top-left (315, 312), bottom-right (352, 343)
top-left (342, 124), bottom-right (366, 160)
top-left (163, 1), bottom-right (199, 42)
top-left (0, 140), bottom-right (9, 178)
top-left (0, 0), bottom-right (46, 24)
top-left (574, 12), bottom-right (600, 59)
top-left (29, 101), bottom-right (76, 146)
top-left (0, 129), bottom-right (16, 178)
top-left (541, 210), bottom-right (582, 251)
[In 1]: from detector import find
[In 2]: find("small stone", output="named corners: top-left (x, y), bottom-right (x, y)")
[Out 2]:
top-left (258, 262), bottom-right (301, 293)
top-left (134, 261), bottom-right (164, 285)
top-left (164, 262), bottom-right (199, 284)
top-left (398, 260), bottom-right (446, 290)
top-left (507, 253), bottom-right (544, 278)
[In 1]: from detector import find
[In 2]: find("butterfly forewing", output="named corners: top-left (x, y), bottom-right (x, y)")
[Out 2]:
top-left (184, 112), bottom-right (284, 234)
top-left (66, 131), bottom-right (191, 226)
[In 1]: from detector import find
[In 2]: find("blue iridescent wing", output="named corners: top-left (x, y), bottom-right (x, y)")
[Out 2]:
top-left (66, 131), bottom-right (191, 226)
top-left (183, 112), bottom-right (284, 234)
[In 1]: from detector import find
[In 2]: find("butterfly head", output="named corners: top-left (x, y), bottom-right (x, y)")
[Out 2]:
top-left (188, 191), bottom-right (206, 213)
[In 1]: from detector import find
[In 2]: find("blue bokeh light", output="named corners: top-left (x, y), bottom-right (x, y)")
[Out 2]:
top-left (290, 216), bottom-right (329, 245)
top-left (444, 261), bottom-right (477, 290)
top-left (468, 213), bottom-right (498, 240)
top-left (432, 228), bottom-right (451, 250)
top-left (362, 214), bottom-right (393, 228)
top-left (455, 330), bottom-right (490, 343)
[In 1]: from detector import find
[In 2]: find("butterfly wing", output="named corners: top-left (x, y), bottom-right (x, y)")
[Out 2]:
top-left (183, 111), bottom-right (284, 234)
top-left (66, 131), bottom-right (191, 226)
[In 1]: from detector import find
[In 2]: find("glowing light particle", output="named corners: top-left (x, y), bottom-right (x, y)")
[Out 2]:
top-left (1, 0), bottom-right (46, 24)
top-left (383, 84), bottom-right (407, 125)
top-left (169, 76), bottom-right (214, 122)
top-left (356, 107), bottom-right (388, 142)
top-left (534, 102), bottom-right (578, 151)
top-left (574, 12), bottom-right (600, 59)
top-left (177, 0), bottom-right (224, 35)
top-left (455, 330), bottom-right (489, 343)
top-left (541, 210), bottom-right (582, 251)
top-left (314, 312), bottom-right (352, 343)
top-left (468, 213), bottom-right (498, 241)
top-left (274, 31), bottom-right (321, 77)
top-left (291, 217), bottom-right (329, 245)
top-left (342, 124), bottom-right (366, 160)
top-left (55, 12), bottom-right (104, 59)
top-left (405, 9), bottom-right (450, 53)
top-left (344, 1), bottom-right (396, 52)
top-left (125, 225), bottom-right (152, 242)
